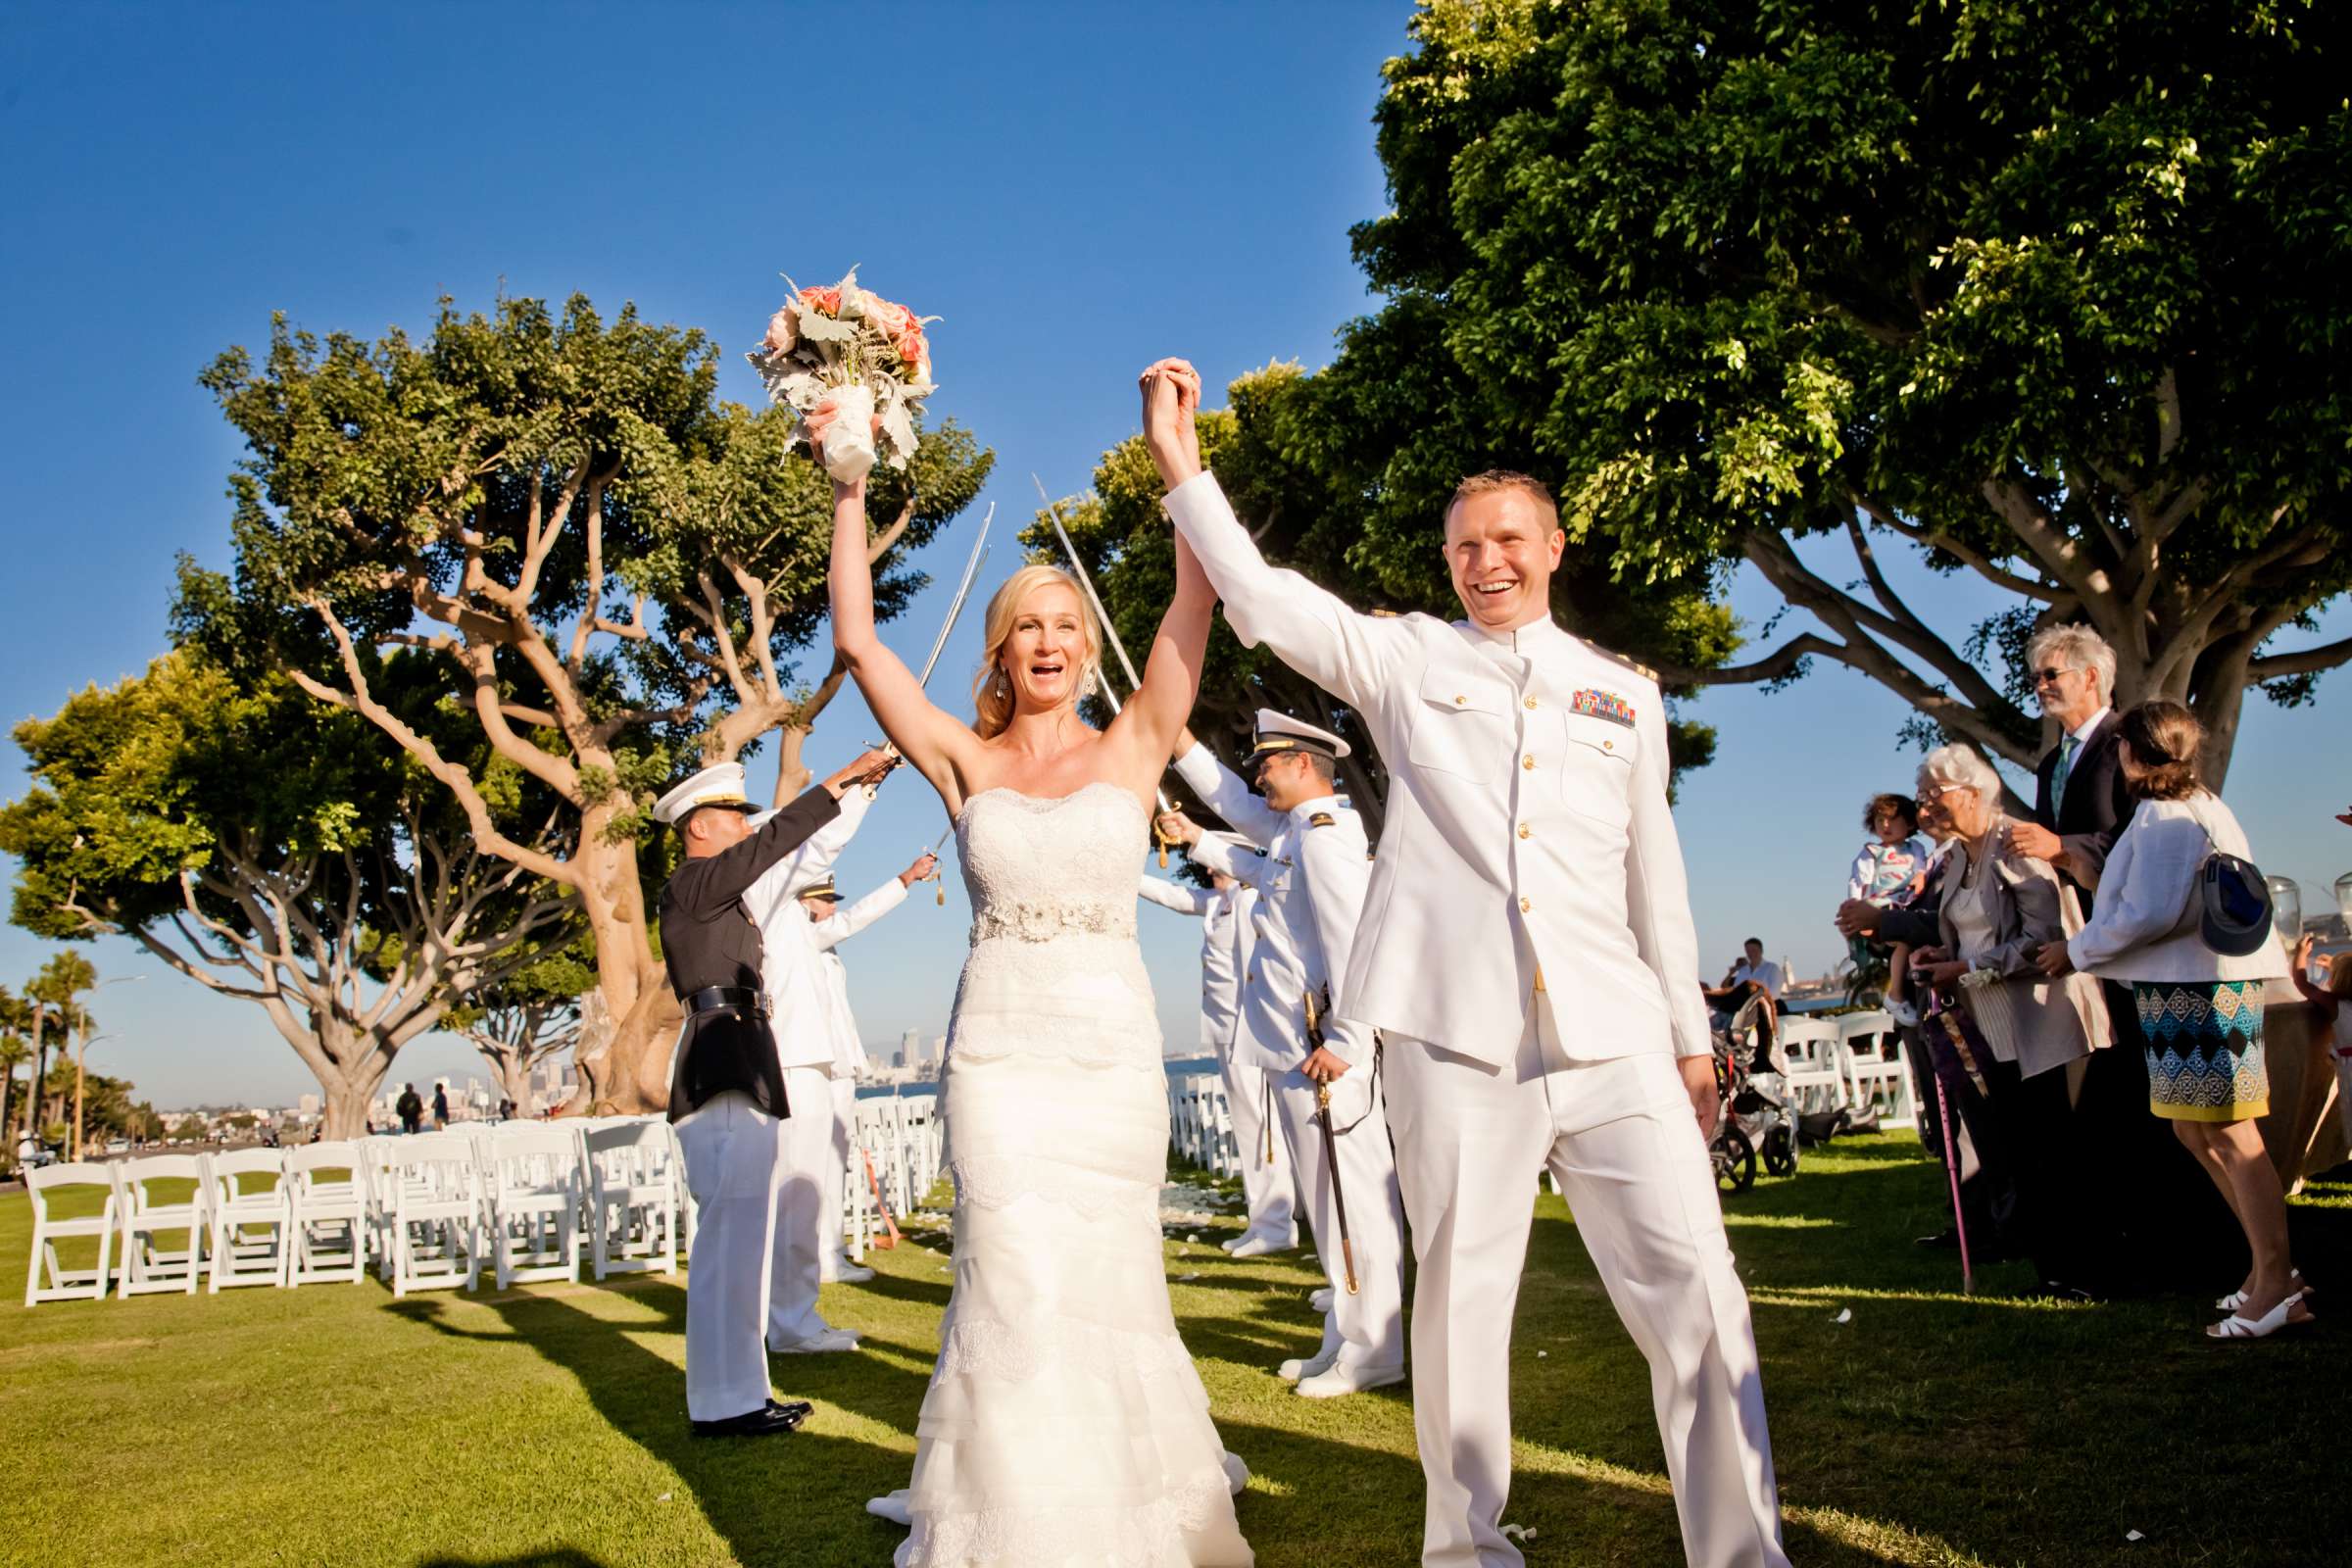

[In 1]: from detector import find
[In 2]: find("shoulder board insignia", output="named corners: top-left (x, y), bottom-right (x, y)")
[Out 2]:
top-left (1369, 609), bottom-right (1401, 618)
top-left (1588, 642), bottom-right (1659, 682)
top-left (1308, 811), bottom-right (1337, 828)
top-left (1572, 689), bottom-right (1638, 728)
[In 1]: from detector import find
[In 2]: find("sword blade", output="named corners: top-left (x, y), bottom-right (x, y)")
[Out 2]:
top-left (1035, 474), bottom-right (1147, 695)
top-left (1036, 475), bottom-right (1172, 814)
top-left (914, 503), bottom-right (996, 690)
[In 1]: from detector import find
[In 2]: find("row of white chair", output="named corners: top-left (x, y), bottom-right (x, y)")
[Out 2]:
top-left (1773, 1010), bottom-right (1918, 1126)
top-left (1167, 1076), bottom-right (1242, 1180)
top-left (24, 1098), bottom-right (949, 1308)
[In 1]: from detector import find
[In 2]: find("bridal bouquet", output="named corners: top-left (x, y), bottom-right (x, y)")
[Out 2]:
top-left (747, 268), bottom-right (937, 483)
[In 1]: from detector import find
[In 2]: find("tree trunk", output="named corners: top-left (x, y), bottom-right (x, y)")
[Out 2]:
top-left (568, 816), bottom-right (673, 1115)
top-left (0, 1068), bottom-right (15, 1162)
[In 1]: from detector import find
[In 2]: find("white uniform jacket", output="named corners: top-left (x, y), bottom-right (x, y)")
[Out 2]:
top-left (742, 785), bottom-right (883, 1072)
top-left (1166, 472), bottom-right (1711, 1066)
top-left (1174, 745), bottom-right (1380, 1070)
top-left (808, 877), bottom-right (911, 1075)
top-left (1138, 876), bottom-right (1255, 1058)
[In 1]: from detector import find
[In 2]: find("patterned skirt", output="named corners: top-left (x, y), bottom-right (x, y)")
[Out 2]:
top-left (2137, 979), bottom-right (2268, 1123)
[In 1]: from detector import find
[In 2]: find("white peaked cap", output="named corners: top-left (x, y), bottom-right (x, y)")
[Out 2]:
top-left (652, 761), bottom-right (754, 827)
top-left (1249, 707), bottom-right (1350, 761)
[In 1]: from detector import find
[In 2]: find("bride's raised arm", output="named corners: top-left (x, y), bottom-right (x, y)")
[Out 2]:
top-left (829, 474), bottom-right (985, 811)
top-left (1108, 361), bottom-right (1215, 796)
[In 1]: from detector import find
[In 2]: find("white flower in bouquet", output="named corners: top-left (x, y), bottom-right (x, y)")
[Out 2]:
top-left (746, 267), bottom-right (938, 483)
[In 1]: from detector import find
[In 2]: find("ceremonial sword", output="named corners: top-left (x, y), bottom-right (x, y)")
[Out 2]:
top-left (881, 503), bottom-right (992, 897)
top-left (1034, 473), bottom-right (1181, 866)
top-left (1303, 987), bottom-right (1359, 1296)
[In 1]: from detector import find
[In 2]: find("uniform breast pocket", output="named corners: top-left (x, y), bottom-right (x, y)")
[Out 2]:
top-left (1406, 668), bottom-right (1513, 783)
top-left (1557, 712), bottom-right (1636, 828)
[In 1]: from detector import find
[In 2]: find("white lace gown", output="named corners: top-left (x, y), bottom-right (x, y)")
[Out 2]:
top-left (892, 783), bottom-right (1253, 1568)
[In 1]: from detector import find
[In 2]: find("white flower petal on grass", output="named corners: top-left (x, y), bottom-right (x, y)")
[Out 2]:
top-left (1834, 1307), bottom-right (1852, 1324)
top-left (2126, 1531), bottom-right (2145, 1543)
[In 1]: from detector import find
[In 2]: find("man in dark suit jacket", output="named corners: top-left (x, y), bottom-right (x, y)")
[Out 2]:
top-left (2004, 627), bottom-right (2238, 1294)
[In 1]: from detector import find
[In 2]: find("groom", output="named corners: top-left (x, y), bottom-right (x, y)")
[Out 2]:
top-left (1140, 361), bottom-right (1786, 1567)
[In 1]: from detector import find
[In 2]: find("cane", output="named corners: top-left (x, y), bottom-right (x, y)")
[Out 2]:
top-left (1305, 991), bottom-right (1359, 1296)
top-left (1930, 1068), bottom-right (1973, 1297)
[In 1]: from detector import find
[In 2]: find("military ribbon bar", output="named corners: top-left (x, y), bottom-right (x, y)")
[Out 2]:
top-left (1572, 688), bottom-right (1637, 727)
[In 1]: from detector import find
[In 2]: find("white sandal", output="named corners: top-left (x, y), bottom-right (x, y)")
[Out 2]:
top-left (2217, 1267), bottom-right (2307, 1312)
top-left (2206, 1293), bottom-right (2315, 1342)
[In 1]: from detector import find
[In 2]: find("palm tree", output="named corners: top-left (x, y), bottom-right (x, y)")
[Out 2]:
top-left (0, 988), bottom-right (29, 1168)
top-left (24, 953), bottom-right (95, 1149)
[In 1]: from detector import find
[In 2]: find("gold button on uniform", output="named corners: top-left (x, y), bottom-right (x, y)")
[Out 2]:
top-left (1519, 896), bottom-right (1533, 912)
top-left (1454, 694), bottom-right (1466, 706)
top-left (1516, 822), bottom-right (1531, 839)
top-left (1523, 696), bottom-right (1539, 710)
top-left (1603, 739), bottom-right (1614, 751)
top-left (1521, 754), bottom-right (1535, 770)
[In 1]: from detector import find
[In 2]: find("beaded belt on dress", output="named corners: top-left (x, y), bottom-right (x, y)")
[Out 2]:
top-left (969, 899), bottom-right (1136, 945)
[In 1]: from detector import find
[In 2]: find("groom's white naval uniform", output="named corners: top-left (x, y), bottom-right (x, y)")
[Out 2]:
top-left (1176, 714), bottom-right (1409, 1396)
top-left (1139, 852), bottom-right (1298, 1252)
top-left (1166, 474), bottom-right (1785, 1567)
top-left (804, 863), bottom-right (916, 1281)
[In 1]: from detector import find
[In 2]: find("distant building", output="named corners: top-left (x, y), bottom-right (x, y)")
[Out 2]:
top-left (298, 1093), bottom-right (320, 1118)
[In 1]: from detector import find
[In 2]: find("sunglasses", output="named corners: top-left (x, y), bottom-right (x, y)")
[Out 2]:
top-left (2031, 666), bottom-right (2079, 687)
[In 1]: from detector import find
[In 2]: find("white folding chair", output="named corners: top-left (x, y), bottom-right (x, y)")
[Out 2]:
top-left (1773, 1013), bottom-right (1851, 1116)
top-left (116, 1153), bottom-right (210, 1297)
top-left (480, 1126), bottom-right (583, 1289)
top-left (285, 1142), bottom-right (368, 1285)
top-left (1836, 1010), bottom-right (1915, 1126)
top-left (386, 1139), bottom-right (485, 1297)
top-left (206, 1149), bottom-right (291, 1292)
top-left (24, 1162), bottom-right (119, 1305)
top-left (585, 1119), bottom-right (680, 1280)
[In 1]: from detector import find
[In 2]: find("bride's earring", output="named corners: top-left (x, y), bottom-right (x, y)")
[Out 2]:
top-left (1079, 663), bottom-right (1100, 700)
top-left (992, 665), bottom-right (1011, 696)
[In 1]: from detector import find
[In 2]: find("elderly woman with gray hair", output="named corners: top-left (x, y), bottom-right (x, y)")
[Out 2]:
top-left (1906, 744), bottom-right (2111, 1296)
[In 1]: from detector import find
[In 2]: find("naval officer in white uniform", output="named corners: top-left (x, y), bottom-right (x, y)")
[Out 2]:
top-left (1141, 360), bottom-right (1785, 1567)
top-left (802, 850), bottom-right (937, 1282)
top-left (1139, 841), bottom-right (1299, 1254)
top-left (1159, 712), bottom-right (1410, 1399)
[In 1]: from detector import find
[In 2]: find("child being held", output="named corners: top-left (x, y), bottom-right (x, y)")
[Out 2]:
top-left (1848, 794), bottom-right (1934, 1024)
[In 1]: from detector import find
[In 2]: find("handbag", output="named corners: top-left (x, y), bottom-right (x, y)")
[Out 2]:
top-left (2180, 795), bottom-right (2276, 957)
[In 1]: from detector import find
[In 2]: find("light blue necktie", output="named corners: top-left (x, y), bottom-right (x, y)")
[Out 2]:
top-left (2052, 734), bottom-right (2080, 815)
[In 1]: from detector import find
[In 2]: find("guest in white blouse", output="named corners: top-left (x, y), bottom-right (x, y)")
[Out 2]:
top-left (2037, 702), bottom-right (2302, 1341)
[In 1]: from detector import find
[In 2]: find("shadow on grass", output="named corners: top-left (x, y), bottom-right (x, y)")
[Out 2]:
top-left (416, 1553), bottom-right (612, 1568)
top-left (394, 1279), bottom-right (929, 1568)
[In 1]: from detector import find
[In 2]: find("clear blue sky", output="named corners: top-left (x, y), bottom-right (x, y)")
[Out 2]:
top-left (2, 3), bottom-right (2345, 1109)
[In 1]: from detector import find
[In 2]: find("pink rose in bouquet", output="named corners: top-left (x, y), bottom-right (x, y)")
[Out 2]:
top-left (800, 284), bottom-right (843, 317)
top-left (762, 306), bottom-right (799, 357)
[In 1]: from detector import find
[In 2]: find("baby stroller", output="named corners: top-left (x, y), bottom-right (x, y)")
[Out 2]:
top-left (1707, 995), bottom-right (1799, 1195)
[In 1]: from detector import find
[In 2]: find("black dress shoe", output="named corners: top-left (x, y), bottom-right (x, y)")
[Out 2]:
top-left (690, 1398), bottom-right (812, 1439)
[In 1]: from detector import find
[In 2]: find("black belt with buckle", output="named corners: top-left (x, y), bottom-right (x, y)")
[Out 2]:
top-left (686, 985), bottom-right (770, 1019)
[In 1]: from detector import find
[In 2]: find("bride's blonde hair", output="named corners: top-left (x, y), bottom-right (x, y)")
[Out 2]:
top-left (970, 564), bottom-right (1103, 740)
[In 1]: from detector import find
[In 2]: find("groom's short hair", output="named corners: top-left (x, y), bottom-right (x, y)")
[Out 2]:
top-left (1446, 469), bottom-right (1558, 533)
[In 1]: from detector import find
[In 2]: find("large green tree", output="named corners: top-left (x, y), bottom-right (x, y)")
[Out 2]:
top-left (1343, 0), bottom-right (2351, 782)
top-left (0, 653), bottom-right (577, 1138)
top-left (446, 941), bottom-right (596, 1113)
top-left (177, 294), bottom-right (989, 1112)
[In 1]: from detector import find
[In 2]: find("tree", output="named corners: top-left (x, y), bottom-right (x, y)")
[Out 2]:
top-left (22, 954), bottom-right (93, 1152)
top-left (177, 293), bottom-right (990, 1112)
top-left (447, 941), bottom-right (596, 1113)
top-left (0, 997), bottom-right (28, 1166)
top-left (1031, 364), bottom-right (1735, 836)
top-left (1341, 0), bottom-right (2351, 785)
top-left (0, 653), bottom-right (577, 1138)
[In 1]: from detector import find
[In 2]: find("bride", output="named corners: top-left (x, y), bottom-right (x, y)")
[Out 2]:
top-left (830, 361), bottom-right (1252, 1568)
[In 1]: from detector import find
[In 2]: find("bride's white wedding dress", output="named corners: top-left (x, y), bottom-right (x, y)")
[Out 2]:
top-left (884, 783), bottom-right (1253, 1568)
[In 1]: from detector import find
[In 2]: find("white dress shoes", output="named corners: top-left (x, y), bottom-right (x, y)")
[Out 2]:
top-left (1276, 1345), bottom-right (1340, 1384)
top-left (770, 1327), bottom-right (861, 1354)
top-left (1308, 1286), bottom-right (1334, 1313)
top-left (1295, 1358), bottom-right (1406, 1398)
top-left (833, 1262), bottom-right (877, 1284)
top-left (1227, 1233), bottom-right (1288, 1259)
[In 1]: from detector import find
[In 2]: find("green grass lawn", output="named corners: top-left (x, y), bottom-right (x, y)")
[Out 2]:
top-left (1, 1135), bottom-right (2343, 1568)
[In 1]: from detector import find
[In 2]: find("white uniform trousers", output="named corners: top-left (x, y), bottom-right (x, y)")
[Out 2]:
top-left (673, 1090), bottom-right (783, 1422)
top-left (1222, 1056), bottom-right (1298, 1246)
top-left (1384, 1018), bottom-right (1787, 1568)
top-left (1272, 1062), bottom-right (1406, 1370)
top-left (818, 1076), bottom-right (858, 1281)
top-left (764, 1063), bottom-right (841, 1346)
